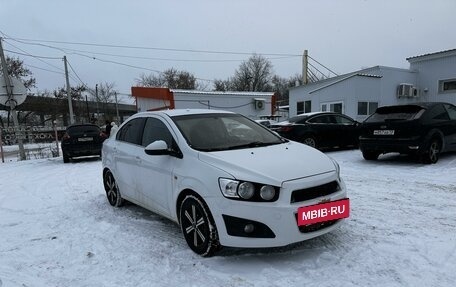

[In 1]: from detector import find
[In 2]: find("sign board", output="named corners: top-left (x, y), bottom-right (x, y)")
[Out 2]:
top-left (0, 77), bottom-right (27, 107)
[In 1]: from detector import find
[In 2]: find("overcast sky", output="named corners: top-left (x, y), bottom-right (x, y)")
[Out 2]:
top-left (1, 0), bottom-right (455, 97)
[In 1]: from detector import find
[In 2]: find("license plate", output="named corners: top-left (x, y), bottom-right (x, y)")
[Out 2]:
top-left (297, 198), bottom-right (350, 226)
top-left (78, 137), bottom-right (93, 142)
top-left (373, 130), bottom-right (395, 135)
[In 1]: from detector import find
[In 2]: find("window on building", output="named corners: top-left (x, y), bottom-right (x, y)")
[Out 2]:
top-left (304, 100), bottom-right (311, 113)
top-left (439, 79), bottom-right (456, 93)
top-left (358, 102), bottom-right (378, 115)
top-left (297, 101), bottom-right (311, 114)
top-left (321, 102), bottom-right (344, 113)
top-left (297, 102), bottom-right (304, 114)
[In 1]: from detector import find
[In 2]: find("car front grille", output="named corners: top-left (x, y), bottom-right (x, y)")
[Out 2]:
top-left (290, 181), bottom-right (340, 203)
top-left (298, 219), bottom-right (339, 233)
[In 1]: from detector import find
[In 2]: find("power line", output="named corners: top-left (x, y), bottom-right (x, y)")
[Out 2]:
top-left (66, 59), bottom-right (85, 86)
top-left (5, 36), bottom-right (302, 57)
top-left (3, 39), bottom-right (65, 73)
top-left (25, 64), bottom-right (65, 75)
top-left (6, 36), bottom-right (300, 63)
top-left (308, 55), bottom-right (338, 76)
top-left (3, 49), bottom-right (62, 60)
top-left (308, 61), bottom-right (330, 80)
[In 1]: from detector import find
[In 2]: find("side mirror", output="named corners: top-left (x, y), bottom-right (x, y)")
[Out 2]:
top-left (145, 140), bottom-right (170, 156)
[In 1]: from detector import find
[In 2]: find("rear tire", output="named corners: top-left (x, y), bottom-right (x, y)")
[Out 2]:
top-left (63, 156), bottom-right (70, 163)
top-left (421, 138), bottom-right (440, 164)
top-left (179, 195), bottom-right (220, 257)
top-left (362, 151), bottom-right (380, 160)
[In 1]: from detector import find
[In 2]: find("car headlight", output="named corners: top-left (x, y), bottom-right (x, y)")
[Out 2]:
top-left (330, 157), bottom-right (341, 181)
top-left (238, 182), bottom-right (255, 199)
top-left (219, 178), bottom-right (239, 198)
top-left (260, 185), bottom-right (276, 200)
top-left (218, 178), bottom-right (279, 202)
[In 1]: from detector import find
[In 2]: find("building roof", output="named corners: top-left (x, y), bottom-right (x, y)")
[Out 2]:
top-left (131, 108), bottom-right (234, 118)
top-left (406, 49), bottom-right (456, 62)
top-left (171, 89), bottom-right (275, 97)
top-left (309, 73), bottom-right (382, 94)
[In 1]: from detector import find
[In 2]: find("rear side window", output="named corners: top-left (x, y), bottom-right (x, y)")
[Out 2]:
top-left (116, 118), bottom-right (145, 145)
top-left (67, 125), bottom-right (100, 136)
top-left (308, 115), bottom-right (333, 124)
top-left (365, 105), bottom-right (424, 123)
top-left (426, 104), bottom-right (450, 121)
top-left (444, 104), bottom-right (456, 120)
top-left (333, 115), bottom-right (354, 124)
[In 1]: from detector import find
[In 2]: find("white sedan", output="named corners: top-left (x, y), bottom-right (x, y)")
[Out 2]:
top-left (102, 109), bottom-right (349, 256)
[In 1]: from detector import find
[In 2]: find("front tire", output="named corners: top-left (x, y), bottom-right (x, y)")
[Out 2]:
top-left (179, 195), bottom-right (220, 257)
top-left (302, 136), bottom-right (317, 148)
top-left (103, 170), bottom-right (124, 207)
top-left (63, 156), bottom-right (69, 163)
top-left (421, 138), bottom-right (440, 164)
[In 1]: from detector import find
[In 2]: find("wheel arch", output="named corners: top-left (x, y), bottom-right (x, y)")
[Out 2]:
top-left (424, 129), bottom-right (445, 151)
top-left (176, 189), bottom-right (205, 225)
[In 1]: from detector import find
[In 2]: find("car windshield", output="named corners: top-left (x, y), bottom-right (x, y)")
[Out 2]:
top-left (172, 113), bottom-right (285, 151)
top-left (67, 125), bottom-right (100, 136)
top-left (365, 105), bottom-right (425, 123)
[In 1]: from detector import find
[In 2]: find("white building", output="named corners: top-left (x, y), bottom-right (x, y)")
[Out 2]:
top-left (289, 49), bottom-right (456, 121)
top-left (132, 87), bottom-right (278, 120)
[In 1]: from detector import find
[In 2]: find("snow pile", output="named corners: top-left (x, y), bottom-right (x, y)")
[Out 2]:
top-left (0, 150), bottom-right (455, 286)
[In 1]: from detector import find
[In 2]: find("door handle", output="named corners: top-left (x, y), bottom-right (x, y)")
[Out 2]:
top-left (135, 156), bottom-right (141, 163)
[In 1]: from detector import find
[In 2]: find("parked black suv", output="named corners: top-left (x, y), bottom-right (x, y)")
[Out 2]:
top-left (359, 102), bottom-right (456, 163)
top-left (270, 112), bottom-right (360, 149)
top-left (61, 124), bottom-right (107, 163)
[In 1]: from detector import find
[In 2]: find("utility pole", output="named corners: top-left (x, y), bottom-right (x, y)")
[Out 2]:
top-left (63, 56), bottom-right (74, 124)
top-left (0, 37), bottom-right (26, 160)
top-left (95, 84), bottom-right (99, 123)
top-left (302, 50), bottom-right (308, 85)
top-left (114, 91), bottom-right (119, 122)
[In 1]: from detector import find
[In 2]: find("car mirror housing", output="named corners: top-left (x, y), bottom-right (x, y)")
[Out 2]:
top-left (145, 140), bottom-right (170, 156)
top-left (145, 140), bottom-right (183, 158)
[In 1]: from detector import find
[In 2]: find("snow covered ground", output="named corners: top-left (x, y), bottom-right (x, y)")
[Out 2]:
top-left (0, 150), bottom-right (455, 287)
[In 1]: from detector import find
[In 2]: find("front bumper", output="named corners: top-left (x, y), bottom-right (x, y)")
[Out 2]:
top-left (207, 171), bottom-right (347, 248)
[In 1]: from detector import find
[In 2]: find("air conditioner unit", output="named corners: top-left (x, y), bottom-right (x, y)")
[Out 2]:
top-left (254, 98), bottom-right (265, 110)
top-left (397, 83), bottom-right (419, 98)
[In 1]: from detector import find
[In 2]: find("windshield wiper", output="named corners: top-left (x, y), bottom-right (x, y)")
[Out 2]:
top-left (225, 141), bottom-right (281, 150)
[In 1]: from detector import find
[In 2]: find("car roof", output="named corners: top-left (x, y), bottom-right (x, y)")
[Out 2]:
top-left (379, 102), bottom-right (446, 110)
top-left (133, 109), bottom-right (235, 118)
top-left (294, 111), bottom-right (340, 117)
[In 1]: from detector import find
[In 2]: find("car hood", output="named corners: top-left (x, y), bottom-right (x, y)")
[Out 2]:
top-left (198, 141), bottom-right (335, 186)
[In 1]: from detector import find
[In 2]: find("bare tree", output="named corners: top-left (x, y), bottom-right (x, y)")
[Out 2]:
top-left (0, 56), bottom-right (36, 90)
top-left (271, 74), bottom-right (304, 105)
top-left (136, 68), bottom-right (200, 90)
top-left (214, 54), bottom-right (274, 92)
top-left (0, 56), bottom-right (36, 127)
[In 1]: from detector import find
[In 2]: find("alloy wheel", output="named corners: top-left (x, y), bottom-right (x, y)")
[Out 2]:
top-left (428, 140), bottom-right (440, 164)
top-left (303, 137), bottom-right (316, 148)
top-left (179, 195), bottom-right (219, 256)
top-left (104, 171), bottom-right (124, 207)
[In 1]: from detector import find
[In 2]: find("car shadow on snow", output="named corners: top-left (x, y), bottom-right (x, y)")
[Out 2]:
top-left (100, 198), bottom-right (353, 258)
top-left (359, 151), bottom-right (456, 166)
top-left (65, 156), bottom-right (102, 164)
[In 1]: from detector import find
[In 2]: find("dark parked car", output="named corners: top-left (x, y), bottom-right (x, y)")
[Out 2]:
top-left (270, 112), bottom-right (360, 149)
top-left (61, 124), bottom-right (107, 163)
top-left (359, 102), bottom-right (456, 163)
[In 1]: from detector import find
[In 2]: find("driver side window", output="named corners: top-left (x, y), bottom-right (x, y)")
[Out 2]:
top-left (142, 117), bottom-right (174, 147)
